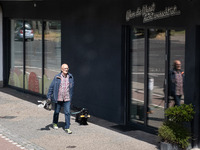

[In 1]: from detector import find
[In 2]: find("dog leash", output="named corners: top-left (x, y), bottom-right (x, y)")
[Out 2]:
top-left (71, 111), bottom-right (81, 115)
top-left (71, 108), bottom-right (86, 115)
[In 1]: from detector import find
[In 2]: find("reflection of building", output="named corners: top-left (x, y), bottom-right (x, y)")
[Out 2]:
top-left (0, 0), bottom-right (200, 148)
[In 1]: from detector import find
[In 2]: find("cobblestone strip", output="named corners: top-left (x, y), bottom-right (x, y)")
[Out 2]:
top-left (0, 124), bottom-right (45, 150)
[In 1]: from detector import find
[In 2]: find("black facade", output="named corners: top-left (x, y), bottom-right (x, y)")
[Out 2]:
top-left (1, 0), bottom-right (200, 148)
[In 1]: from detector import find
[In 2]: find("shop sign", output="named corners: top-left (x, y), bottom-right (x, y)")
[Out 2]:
top-left (126, 2), bottom-right (181, 23)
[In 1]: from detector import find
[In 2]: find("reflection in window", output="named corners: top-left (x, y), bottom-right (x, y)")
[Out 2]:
top-left (128, 28), bottom-right (186, 128)
top-left (44, 21), bottom-right (61, 95)
top-left (148, 29), bottom-right (165, 128)
top-left (129, 28), bottom-right (145, 124)
top-left (25, 20), bottom-right (42, 93)
top-left (9, 19), bottom-right (61, 95)
top-left (169, 30), bottom-right (185, 107)
top-left (9, 20), bottom-right (24, 88)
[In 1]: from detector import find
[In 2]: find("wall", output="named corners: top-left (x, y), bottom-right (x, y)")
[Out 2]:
top-left (0, 5), bottom-right (3, 87)
top-left (1, 1), bottom-right (61, 20)
top-left (185, 26), bottom-right (200, 148)
top-left (61, 0), bottom-right (125, 123)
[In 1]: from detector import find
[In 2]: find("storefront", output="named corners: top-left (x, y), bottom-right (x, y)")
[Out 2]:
top-left (124, 1), bottom-right (200, 147)
top-left (0, 0), bottom-right (200, 148)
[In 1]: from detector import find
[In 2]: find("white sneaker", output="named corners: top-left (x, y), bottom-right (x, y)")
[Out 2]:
top-left (53, 123), bottom-right (58, 129)
top-left (65, 129), bottom-right (72, 134)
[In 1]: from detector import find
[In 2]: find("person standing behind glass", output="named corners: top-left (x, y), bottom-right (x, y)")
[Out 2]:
top-left (47, 63), bottom-right (74, 134)
top-left (169, 60), bottom-right (184, 106)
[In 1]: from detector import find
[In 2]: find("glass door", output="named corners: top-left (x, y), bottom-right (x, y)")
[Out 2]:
top-left (129, 28), bottom-right (145, 124)
top-left (147, 29), bottom-right (165, 128)
top-left (127, 27), bottom-right (186, 129)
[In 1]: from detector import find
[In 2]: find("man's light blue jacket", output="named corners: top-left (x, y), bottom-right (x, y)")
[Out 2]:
top-left (46, 72), bottom-right (74, 103)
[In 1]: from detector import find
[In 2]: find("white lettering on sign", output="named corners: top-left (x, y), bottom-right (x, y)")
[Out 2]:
top-left (126, 3), bottom-right (181, 23)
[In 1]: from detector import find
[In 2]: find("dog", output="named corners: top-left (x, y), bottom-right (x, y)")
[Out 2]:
top-left (37, 100), bottom-right (52, 111)
top-left (75, 108), bottom-right (90, 125)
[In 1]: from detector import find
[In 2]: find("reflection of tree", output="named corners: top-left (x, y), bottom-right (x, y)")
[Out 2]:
top-left (32, 21), bottom-right (36, 31)
top-left (31, 21), bottom-right (43, 35)
top-left (38, 21), bottom-right (42, 34)
top-left (45, 21), bottom-right (50, 34)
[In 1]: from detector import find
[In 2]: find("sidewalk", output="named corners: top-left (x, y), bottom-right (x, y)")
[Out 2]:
top-left (0, 87), bottom-right (158, 150)
top-left (0, 135), bottom-right (23, 150)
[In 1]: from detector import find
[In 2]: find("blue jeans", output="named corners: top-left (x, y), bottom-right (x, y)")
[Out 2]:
top-left (174, 95), bottom-right (181, 106)
top-left (53, 101), bottom-right (71, 129)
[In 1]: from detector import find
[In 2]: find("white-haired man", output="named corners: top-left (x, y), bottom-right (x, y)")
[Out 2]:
top-left (47, 64), bottom-right (74, 134)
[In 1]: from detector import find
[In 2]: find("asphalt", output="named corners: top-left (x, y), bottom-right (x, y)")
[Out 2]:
top-left (0, 87), bottom-right (159, 150)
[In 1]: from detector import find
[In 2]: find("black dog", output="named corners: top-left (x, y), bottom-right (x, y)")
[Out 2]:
top-left (75, 108), bottom-right (90, 125)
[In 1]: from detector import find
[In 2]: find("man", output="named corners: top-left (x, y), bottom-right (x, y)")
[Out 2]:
top-left (169, 60), bottom-right (184, 106)
top-left (47, 64), bottom-right (74, 134)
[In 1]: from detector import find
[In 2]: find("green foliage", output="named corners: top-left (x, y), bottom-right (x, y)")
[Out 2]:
top-left (165, 104), bottom-right (195, 122)
top-left (158, 121), bottom-right (191, 149)
top-left (158, 104), bottom-right (195, 149)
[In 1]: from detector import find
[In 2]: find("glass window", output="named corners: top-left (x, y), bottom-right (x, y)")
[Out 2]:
top-left (25, 20), bottom-right (42, 94)
top-left (9, 19), bottom-right (61, 95)
top-left (169, 30), bottom-right (185, 106)
top-left (9, 20), bottom-right (24, 88)
top-left (148, 29), bottom-right (165, 128)
top-left (129, 28), bottom-right (145, 124)
top-left (43, 21), bottom-right (61, 95)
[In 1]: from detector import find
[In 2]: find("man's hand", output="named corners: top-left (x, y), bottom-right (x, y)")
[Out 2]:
top-left (47, 99), bottom-right (51, 104)
top-left (44, 99), bottom-right (52, 111)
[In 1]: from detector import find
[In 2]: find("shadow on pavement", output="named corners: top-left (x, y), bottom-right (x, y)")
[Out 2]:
top-left (0, 87), bottom-right (159, 147)
top-left (39, 124), bottom-right (52, 131)
top-left (88, 115), bottom-right (159, 146)
top-left (39, 122), bottom-right (66, 131)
